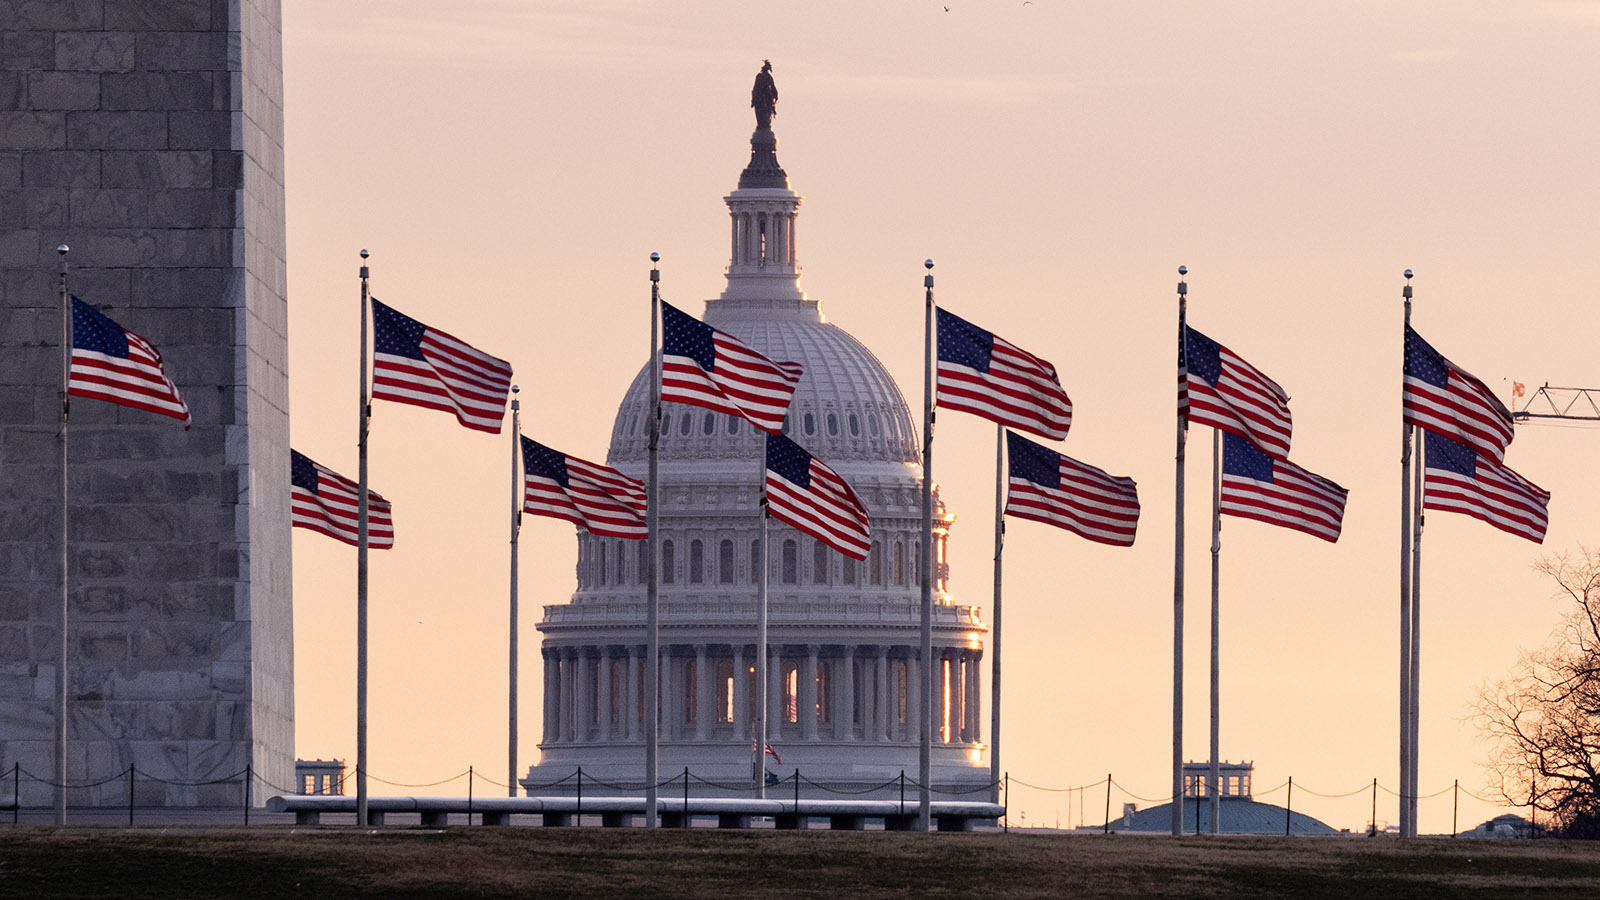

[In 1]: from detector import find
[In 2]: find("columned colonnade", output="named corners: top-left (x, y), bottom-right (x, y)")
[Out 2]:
top-left (541, 642), bottom-right (983, 748)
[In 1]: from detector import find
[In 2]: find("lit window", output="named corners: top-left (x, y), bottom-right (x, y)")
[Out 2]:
top-left (717, 659), bottom-right (735, 723)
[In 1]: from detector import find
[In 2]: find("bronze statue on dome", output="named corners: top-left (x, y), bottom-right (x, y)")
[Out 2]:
top-left (751, 60), bottom-right (778, 130)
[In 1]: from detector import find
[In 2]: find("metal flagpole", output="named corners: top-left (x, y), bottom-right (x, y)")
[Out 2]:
top-left (1208, 427), bottom-right (1221, 834)
top-left (56, 243), bottom-right (70, 826)
top-left (1398, 268), bottom-right (1414, 838)
top-left (645, 252), bottom-right (661, 828)
top-left (1410, 356), bottom-right (1425, 837)
top-left (1171, 265), bottom-right (1188, 837)
top-left (919, 259), bottom-right (935, 832)
top-left (989, 423), bottom-right (1004, 805)
top-left (755, 434), bottom-right (769, 799)
top-left (508, 385), bottom-right (521, 796)
top-left (356, 249), bottom-right (371, 828)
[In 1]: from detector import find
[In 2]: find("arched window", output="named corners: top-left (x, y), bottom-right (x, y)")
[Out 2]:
top-left (868, 414), bottom-right (880, 437)
top-left (803, 412), bottom-right (816, 435)
top-left (782, 416), bottom-right (792, 436)
top-left (718, 539), bottom-right (734, 584)
top-left (781, 539), bottom-right (798, 584)
top-left (716, 659), bottom-right (734, 723)
top-left (912, 540), bottom-right (921, 585)
top-left (679, 413), bottom-right (692, 436)
top-left (892, 541), bottom-right (904, 586)
top-left (636, 542), bottom-right (648, 584)
top-left (598, 540), bottom-right (608, 585)
top-left (826, 413), bottom-right (839, 436)
top-left (689, 539), bottom-right (704, 583)
top-left (702, 413), bottom-right (715, 435)
top-left (842, 556), bottom-right (857, 585)
top-left (576, 539), bottom-right (588, 588)
top-left (660, 412), bottom-right (671, 436)
top-left (783, 661), bottom-right (800, 723)
top-left (727, 416), bottom-right (739, 435)
top-left (812, 541), bottom-right (829, 584)
top-left (848, 413), bottom-right (860, 436)
top-left (869, 541), bottom-right (883, 586)
top-left (661, 539), bottom-right (676, 585)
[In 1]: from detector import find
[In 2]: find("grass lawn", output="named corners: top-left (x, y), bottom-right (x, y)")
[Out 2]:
top-left (2, 827), bottom-right (1598, 899)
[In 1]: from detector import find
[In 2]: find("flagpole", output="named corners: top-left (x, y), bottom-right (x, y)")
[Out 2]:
top-left (989, 423), bottom-right (1004, 805)
top-left (1172, 265), bottom-right (1188, 837)
top-left (1398, 268), bottom-right (1414, 838)
top-left (1410, 358), bottom-right (1425, 836)
top-left (508, 385), bottom-right (521, 796)
top-left (645, 252), bottom-right (661, 829)
top-left (56, 243), bottom-right (70, 826)
top-left (755, 434), bottom-right (769, 799)
top-left (1208, 426), bottom-right (1221, 834)
top-left (356, 249), bottom-right (371, 828)
top-left (919, 259), bottom-right (935, 832)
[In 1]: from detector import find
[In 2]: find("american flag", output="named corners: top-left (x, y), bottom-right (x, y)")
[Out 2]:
top-left (660, 301), bottom-right (803, 435)
top-left (290, 449), bottom-right (394, 548)
top-left (1219, 433), bottom-right (1348, 543)
top-left (765, 433), bottom-right (871, 560)
top-left (935, 308), bottom-right (1072, 440)
top-left (753, 739), bottom-right (782, 766)
top-left (1182, 325), bottom-right (1292, 459)
top-left (68, 296), bottom-right (191, 428)
top-left (521, 437), bottom-right (647, 540)
top-left (1404, 325), bottom-right (1514, 462)
top-left (371, 298), bottom-right (513, 433)
top-left (1004, 430), bottom-right (1139, 547)
top-left (1422, 430), bottom-right (1549, 543)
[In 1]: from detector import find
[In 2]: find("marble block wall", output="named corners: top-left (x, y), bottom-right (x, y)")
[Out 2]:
top-left (0, 0), bottom-right (292, 806)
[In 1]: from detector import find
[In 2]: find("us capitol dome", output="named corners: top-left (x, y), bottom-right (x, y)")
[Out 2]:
top-left (522, 73), bottom-right (988, 798)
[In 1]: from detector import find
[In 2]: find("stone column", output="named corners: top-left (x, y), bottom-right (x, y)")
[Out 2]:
top-left (967, 652), bottom-right (982, 744)
top-left (802, 645), bottom-right (820, 741)
top-left (730, 211), bottom-right (739, 262)
top-left (839, 646), bottom-right (856, 741)
top-left (626, 646), bottom-right (641, 741)
top-left (596, 647), bottom-right (612, 742)
top-left (767, 646), bottom-right (782, 741)
top-left (732, 645), bottom-right (747, 739)
top-left (883, 646), bottom-right (896, 739)
top-left (905, 651), bottom-right (920, 744)
top-left (660, 647), bottom-right (676, 742)
top-left (694, 644), bottom-right (712, 741)
top-left (559, 649), bottom-right (575, 743)
top-left (576, 650), bottom-right (594, 743)
top-left (542, 650), bottom-right (558, 744)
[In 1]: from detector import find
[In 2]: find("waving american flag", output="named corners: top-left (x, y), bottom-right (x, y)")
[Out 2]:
top-left (371, 298), bottom-right (513, 433)
top-left (69, 297), bottom-right (191, 428)
top-left (936, 307), bottom-right (1072, 440)
top-left (661, 301), bottom-right (802, 435)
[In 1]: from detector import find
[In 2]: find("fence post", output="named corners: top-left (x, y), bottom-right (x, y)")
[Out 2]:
top-left (1452, 779), bottom-right (1458, 838)
top-left (244, 762), bottom-right (252, 826)
top-left (1003, 771), bottom-right (1009, 834)
top-left (576, 766), bottom-right (583, 824)
top-left (12, 763), bottom-right (18, 825)
top-left (793, 769), bottom-right (799, 812)
top-left (899, 770), bottom-right (905, 817)
top-left (128, 765), bottom-right (135, 825)
top-left (1371, 777), bottom-right (1377, 836)
top-left (468, 765), bottom-right (474, 827)
top-left (1103, 774), bottom-right (1111, 835)
top-left (683, 766), bottom-right (690, 825)
top-left (1285, 776), bottom-right (1293, 836)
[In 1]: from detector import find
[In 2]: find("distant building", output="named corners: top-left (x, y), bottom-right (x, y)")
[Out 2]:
top-left (1458, 814), bottom-right (1534, 839)
top-left (1112, 761), bottom-right (1338, 835)
top-left (521, 70), bottom-right (989, 798)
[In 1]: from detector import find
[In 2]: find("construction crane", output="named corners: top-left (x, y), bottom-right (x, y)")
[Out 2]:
top-left (1512, 384), bottom-right (1600, 423)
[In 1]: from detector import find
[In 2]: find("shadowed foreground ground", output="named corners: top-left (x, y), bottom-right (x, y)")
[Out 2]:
top-left (2, 828), bottom-right (1598, 899)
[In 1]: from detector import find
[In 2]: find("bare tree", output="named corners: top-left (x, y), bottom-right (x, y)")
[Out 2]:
top-left (1473, 547), bottom-right (1600, 837)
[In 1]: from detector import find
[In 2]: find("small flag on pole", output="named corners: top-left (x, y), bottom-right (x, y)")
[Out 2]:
top-left (1182, 325), bottom-right (1292, 459)
top-left (1003, 430), bottom-right (1139, 546)
top-left (1219, 433), bottom-right (1348, 543)
top-left (935, 308), bottom-right (1072, 440)
top-left (765, 433), bottom-right (871, 560)
top-left (521, 437), bottom-right (647, 539)
top-left (660, 301), bottom-right (803, 435)
top-left (68, 297), bottom-right (191, 428)
top-left (1403, 325), bottom-right (1514, 462)
top-left (290, 450), bottom-right (394, 548)
top-left (1422, 430), bottom-right (1549, 543)
top-left (371, 298), bottom-right (513, 433)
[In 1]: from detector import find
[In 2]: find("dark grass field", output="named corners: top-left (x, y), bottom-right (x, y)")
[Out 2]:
top-left (2, 828), bottom-right (1599, 899)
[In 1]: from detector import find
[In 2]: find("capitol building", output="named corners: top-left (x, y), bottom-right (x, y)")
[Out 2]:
top-left (522, 80), bottom-right (990, 797)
